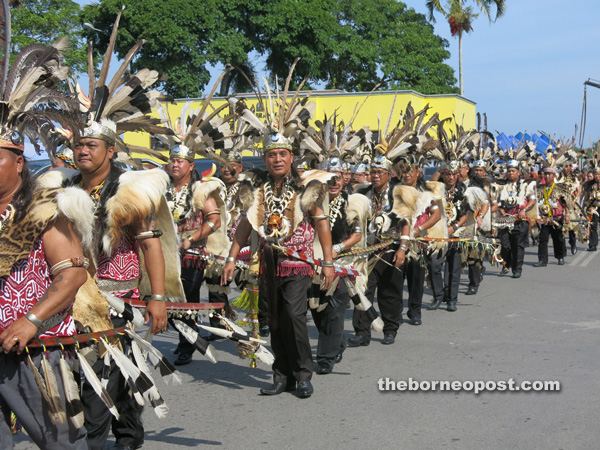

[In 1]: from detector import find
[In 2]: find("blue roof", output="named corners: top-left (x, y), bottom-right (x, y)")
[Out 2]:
top-left (496, 132), bottom-right (554, 153)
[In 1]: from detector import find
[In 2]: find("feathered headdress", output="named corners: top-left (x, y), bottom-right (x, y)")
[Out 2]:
top-left (75, 6), bottom-right (172, 158)
top-left (229, 58), bottom-right (315, 155)
top-left (0, 1), bottom-right (73, 154)
top-left (300, 111), bottom-right (372, 170)
top-left (492, 134), bottom-right (537, 170)
top-left (542, 136), bottom-right (578, 173)
top-left (462, 113), bottom-right (496, 171)
top-left (429, 116), bottom-right (485, 172)
top-left (373, 100), bottom-right (439, 171)
top-left (153, 68), bottom-right (236, 165)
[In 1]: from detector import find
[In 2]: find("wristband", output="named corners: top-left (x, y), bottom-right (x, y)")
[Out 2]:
top-left (150, 294), bottom-right (167, 302)
top-left (206, 221), bottom-right (217, 232)
top-left (226, 256), bottom-right (236, 263)
top-left (187, 235), bottom-right (196, 245)
top-left (322, 261), bottom-right (334, 268)
top-left (333, 243), bottom-right (346, 253)
top-left (399, 245), bottom-right (408, 252)
top-left (400, 235), bottom-right (410, 241)
top-left (430, 205), bottom-right (439, 210)
top-left (25, 311), bottom-right (43, 329)
top-left (417, 225), bottom-right (423, 232)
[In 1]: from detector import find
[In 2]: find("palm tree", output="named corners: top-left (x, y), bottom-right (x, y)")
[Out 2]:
top-left (426, 0), bottom-right (506, 96)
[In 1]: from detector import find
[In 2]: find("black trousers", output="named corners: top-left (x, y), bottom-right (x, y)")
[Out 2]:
top-left (310, 280), bottom-right (348, 370)
top-left (352, 248), bottom-right (408, 341)
top-left (589, 214), bottom-right (598, 248)
top-left (568, 229), bottom-right (577, 248)
top-left (498, 221), bottom-right (530, 273)
top-left (429, 245), bottom-right (462, 303)
top-left (466, 244), bottom-right (484, 289)
top-left (206, 273), bottom-right (230, 327)
top-left (262, 274), bottom-right (313, 384)
top-left (177, 267), bottom-right (204, 353)
top-left (82, 317), bottom-right (144, 450)
top-left (537, 222), bottom-right (566, 263)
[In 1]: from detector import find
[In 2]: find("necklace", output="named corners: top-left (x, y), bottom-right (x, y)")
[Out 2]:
top-left (0, 204), bottom-right (15, 238)
top-left (263, 179), bottom-right (295, 239)
top-left (167, 183), bottom-right (189, 224)
top-left (329, 194), bottom-right (345, 229)
top-left (541, 182), bottom-right (556, 216)
top-left (373, 185), bottom-right (388, 213)
top-left (80, 179), bottom-right (106, 212)
top-left (446, 186), bottom-right (457, 222)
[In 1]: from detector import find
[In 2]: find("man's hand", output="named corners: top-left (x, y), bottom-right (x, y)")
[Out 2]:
top-left (393, 248), bottom-right (406, 267)
top-left (145, 300), bottom-right (168, 335)
top-left (0, 317), bottom-right (38, 354)
top-left (321, 266), bottom-right (335, 290)
top-left (476, 216), bottom-right (483, 229)
top-left (518, 209), bottom-right (527, 220)
top-left (221, 262), bottom-right (235, 286)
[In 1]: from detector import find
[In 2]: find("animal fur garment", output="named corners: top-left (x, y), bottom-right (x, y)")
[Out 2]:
top-left (102, 169), bottom-right (169, 253)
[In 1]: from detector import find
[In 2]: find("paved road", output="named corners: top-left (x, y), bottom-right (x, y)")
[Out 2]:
top-left (14, 244), bottom-right (600, 449)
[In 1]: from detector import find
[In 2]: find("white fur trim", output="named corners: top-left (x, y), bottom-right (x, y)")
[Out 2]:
top-left (56, 187), bottom-right (95, 252)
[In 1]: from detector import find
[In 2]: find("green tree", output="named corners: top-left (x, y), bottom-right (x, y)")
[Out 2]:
top-left (426, 0), bottom-right (506, 95)
top-left (81, 0), bottom-right (458, 97)
top-left (322, 0), bottom-right (458, 93)
top-left (81, 0), bottom-right (258, 98)
top-left (9, 0), bottom-right (87, 74)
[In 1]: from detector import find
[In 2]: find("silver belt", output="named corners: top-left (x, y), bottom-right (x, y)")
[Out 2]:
top-left (96, 278), bottom-right (139, 293)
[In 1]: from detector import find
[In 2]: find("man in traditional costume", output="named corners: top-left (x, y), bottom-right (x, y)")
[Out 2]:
top-left (581, 162), bottom-right (600, 252)
top-left (0, 32), bottom-right (90, 448)
top-left (495, 157), bottom-right (537, 278)
top-left (166, 145), bottom-right (225, 365)
top-left (532, 165), bottom-right (570, 267)
top-left (348, 155), bottom-right (408, 345)
top-left (311, 157), bottom-right (368, 373)
top-left (222, 73), bottom-right (334, 397)
top-left (66, 12), bottom-right (177, 448)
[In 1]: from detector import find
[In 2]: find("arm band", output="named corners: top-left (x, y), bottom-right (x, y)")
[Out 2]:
top-left (206, 221), bottom-right (217, 232)
top-left (353, 226), bottom-right (362, 233)
top-left (205, 211), bottom-right (220, 217)
top-left (430, 205), bottom-right (439, 210)
top-left (50, 256), bottom-right (89, 276)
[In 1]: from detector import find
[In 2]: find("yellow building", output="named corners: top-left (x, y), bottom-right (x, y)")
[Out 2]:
top-left (124, 89), bottom-right (475, 160)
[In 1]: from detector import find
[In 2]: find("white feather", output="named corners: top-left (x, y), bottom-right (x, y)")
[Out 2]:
top-left (124, 329), bottom-right (182, 386)
top-left (77, 349), bottom-right (120, 420)
top-left (59, 355), bottom-right (85, 429)
top-left (101, 339), bottom-right (145, 406)
top-left (41, 354), bottom-right (66, 425)
top-left (172, 320), bottom-right (218, 364)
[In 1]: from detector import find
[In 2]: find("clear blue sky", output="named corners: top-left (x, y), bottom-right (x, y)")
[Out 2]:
top-left (77, 0), bottom-right (600, 147)
top-left (404, 0), bottom-right (600, 147)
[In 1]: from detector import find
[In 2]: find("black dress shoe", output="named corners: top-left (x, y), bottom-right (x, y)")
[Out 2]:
top-left (335, 352), bottom-right (343, 364)
top-left (447, 301), bottom-right (457, 312)
top-left (410, 317), bottom-right (422, 326)
top-left (174, 352), bottom-right (193, 366)
top-left (260, 382), bottom-right (287, 396)
top-left (532, 261), bottom-right (547, 267)
top-left (348, 335), bottom-right (369, 346)
top-left (315, 364), bottom-right (332, 375)
top-left (465, 287), bottom-right (478, 295)
top-left (296, 381), bottom-right (314, 398)
top-left (557, 258), bottom-right (565, 265)
top-left (259, 325), bottom-right (270, 337)
top-left (428, 298), bottom-right (443, 310)
top-left (512, 271), bottom-right (521, 279)
top-left (382, 333), bottom-right (396, 345)
top-left (571, 245), bottom-right (577, 255)
top-left (588, 246), bottom-right (597, 252)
